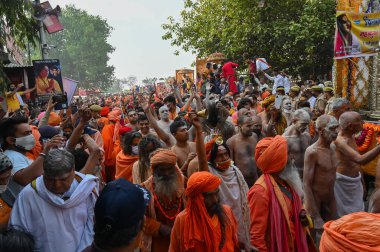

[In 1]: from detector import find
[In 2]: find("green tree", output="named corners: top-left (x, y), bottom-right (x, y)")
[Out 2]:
top-left (47, 5), bottom-right (115, 90)
top-left (0, 0), bottom-right (38, 90)
top-left (162, 0), bottom-right (336, 79)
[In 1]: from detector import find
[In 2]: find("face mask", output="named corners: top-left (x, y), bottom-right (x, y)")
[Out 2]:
top-left (0, 184), bottom-right (7, 193)
top-left (132, 145), bottom-right (139, 155)
top-left (215, 159), bottom-right (232, 170)
top-left (15, 134), bottom-right (36, 151)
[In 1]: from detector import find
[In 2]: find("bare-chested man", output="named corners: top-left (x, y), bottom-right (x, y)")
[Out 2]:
top-left (227, 116), bottom-right (258, 187)
top-left (170, 120), bottom-right (196, 174)
top-left (126, 109), bottom-right (139, 131)
top-left (334, 111), bottom-right (380, 217)
top-left (304, 115), bottom-right (339, 234)
top-left (283, 109), bottom-right (311, 179)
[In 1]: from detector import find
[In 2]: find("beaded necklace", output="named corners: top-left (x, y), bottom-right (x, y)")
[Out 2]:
top-left (153, 192), bottom-right (182, 220)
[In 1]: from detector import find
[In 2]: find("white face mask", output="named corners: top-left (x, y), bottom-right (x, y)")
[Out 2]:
top-left (132, 146), bottom-right (139, 155)
top-left (0, 184), bottom-right (7, 193)
top-left (15, 134), bottom-right (36, 151)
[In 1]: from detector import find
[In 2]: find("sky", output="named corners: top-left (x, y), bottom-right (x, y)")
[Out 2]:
top-left (48, 0), bottom-right (194, 82)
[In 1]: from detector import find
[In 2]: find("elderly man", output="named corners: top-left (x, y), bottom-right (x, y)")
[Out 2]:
top-left (141, 149), bottom-right (185, 252)
top-left (157, 105), bottom-right (173, 134)
top-left (304, 115), bottom-right (339, 245)
top-left (248, 136), bottom-right (315, 251)
top-left (169, 172), bottom-right (240, 251)
top-left (330, 98), bottom-right (350, 120)
top-left (9, 149), bottom-right (99, 252)
top-left (283, 109), bottom-right (311, 179)
top-left (227, 115), bottom-right (258, 187)
top-left (334, 111), bottom-right (380, 217)
top-left (252, 115), bottom-right (265, 141)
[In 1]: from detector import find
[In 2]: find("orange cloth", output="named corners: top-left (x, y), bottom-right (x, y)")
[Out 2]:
top-left (150, 148), bottom-right (177, 172)
top-left (320, 212), bottom-right (380, 252)
top-left (0, 198), bottom-right (11, 229)
top-left (205, 138), bottom-right (216, 159)
top-left (48, 112), bottom-right (61, 126)
top-left (115, 151), bottom-right (139, 182)
top-left (108, 108), bottom-right (122, 142)
top-left (255, 135), bottom-right (288, 174)
top-left (26, 125), bottom-right (42, 160)
top-left (169, 171), bottom-right (238, 252)
top-left (248, 175), bottom-right (295, 251)
top-left (169, 206), bottom-right (239, 252)
top-left (97, 117), bottom-right (109, 128)
top-left (102, 123), bottom-right (116, 167)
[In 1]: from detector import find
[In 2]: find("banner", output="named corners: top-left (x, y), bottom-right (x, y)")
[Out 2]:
top-left (334, 11), bottom-right (380, 59)
top-left (33, 59), bottom-right (64, 96)
top-left (62, 77), bottom-right (78, 104)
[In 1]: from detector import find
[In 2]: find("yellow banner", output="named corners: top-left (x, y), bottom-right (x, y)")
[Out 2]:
top-left (334, 11), bottom-right (380, 59)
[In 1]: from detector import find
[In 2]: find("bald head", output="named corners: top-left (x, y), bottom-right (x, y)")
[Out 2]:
top-left (316, 114), bottom-right (337, 130)
top-left (339, 111), bottom-right (362, 131)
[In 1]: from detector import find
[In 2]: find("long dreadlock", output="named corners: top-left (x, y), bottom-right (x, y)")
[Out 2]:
top-left (138, 135), bottom-right (162, 182)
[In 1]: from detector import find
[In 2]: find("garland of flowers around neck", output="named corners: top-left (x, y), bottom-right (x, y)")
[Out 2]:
top-left (153, 191), bottom-right (182, 220)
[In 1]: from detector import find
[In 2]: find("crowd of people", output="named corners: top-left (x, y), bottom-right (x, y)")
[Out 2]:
top-left (0, 59), bottom-right (380, 252)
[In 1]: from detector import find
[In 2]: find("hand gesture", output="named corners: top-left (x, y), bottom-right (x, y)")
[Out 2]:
top-left (43, 135), bottom-right (65, 152)
top-left (188, 111), bottom-right (202, 130)
top-left (47, 96), bottom-right (57, 111)
top-left (79, 108), bottom-right (92, 123)
top-left (140, 95), bottom-right (150, 112)
top-left (186, 152), bottom-right (197, 163)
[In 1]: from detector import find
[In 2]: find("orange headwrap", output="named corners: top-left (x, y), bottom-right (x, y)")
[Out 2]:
top-left (255, 135), bottom-right (288, 174)
top-left (320, 212), bottom-right (380, 252)
top-left (205, 138), bottom-right (216, 159)
top-left (150, 148), bottom-right (177, 172)
top-left (261, 90), bottom-right (271, 100)
top-left (261, 94), bottom-right (275, 110)
top-left (108, 108), bottom-right (122, 142)
top-left (184, 172), bottom-right (222, 252)
top-left (48, 112), bottom-right (62, 126)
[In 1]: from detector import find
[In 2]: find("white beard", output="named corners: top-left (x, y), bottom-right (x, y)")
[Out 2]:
top-left (154, 172), bottom-right (183, 199)
top-left (279, 161), bottom-right (304, 198)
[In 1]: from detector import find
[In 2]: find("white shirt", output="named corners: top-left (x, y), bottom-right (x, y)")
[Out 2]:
top-left (4, 150), bottom-right (33, 175)
top-left (9, 172), bottom-right (98, 252)
top-left (308, 96), bottom-right (317, 109)
top-left (264, 73), bottom-right (284, 94)
top-left (283, 76), bottom-right (291, 94)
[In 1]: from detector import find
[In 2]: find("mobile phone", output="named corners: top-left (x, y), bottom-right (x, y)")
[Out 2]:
top-left (71, 105), bottom-right (78, 114)
top-left (53, 94), bottom-right (68, 110)
top-left (274, 95), bottom-right (283, 109)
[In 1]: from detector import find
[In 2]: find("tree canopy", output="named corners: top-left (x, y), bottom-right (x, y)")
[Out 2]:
top-left (162, 0), bottom-right (336, 79)
top-left (47, 5), bottom-right (115, 90)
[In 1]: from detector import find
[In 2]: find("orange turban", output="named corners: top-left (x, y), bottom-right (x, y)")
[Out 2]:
top-left (320, 212), bottom-right (380, 252)
top-left (261, 94), bottom-right (275, 109)
top-left (186, 171), bottom-right (221, 198)
top-left (48, 112), bottom-right (62, 126)
top-left (184, 172), bottom-right (222, 252)
top-left (255, 135), bottom-right (288, 174)
top-left (205, 138), bottom-right (216, 159)
top-left (150, 148), bottom-right (177, 172)
top-left (108, 108), bottom-right (121, 122)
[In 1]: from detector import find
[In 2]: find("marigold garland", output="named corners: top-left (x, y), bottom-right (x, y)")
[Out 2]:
top-left (356, 122), bottom-right (380, 152)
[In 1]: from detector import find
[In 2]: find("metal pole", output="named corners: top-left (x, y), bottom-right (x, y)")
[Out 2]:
top-left (35, 0), bottom-right (48, 59)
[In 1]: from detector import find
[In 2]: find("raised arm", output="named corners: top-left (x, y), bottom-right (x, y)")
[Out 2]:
top-left (5, 84), bottom-right (22, 98)
top-left (38, 97), bottom-right (57, 128)
top-left (141, 96), bottom-right (173, 147)
top-left (66, 108), bottom-right (92, 151)
top-left (189, 112), bottom-right (208, 172)
top-left (263, 72), bottom-right (275, 82)
top-left (80, 134), bottom-right (103, 176)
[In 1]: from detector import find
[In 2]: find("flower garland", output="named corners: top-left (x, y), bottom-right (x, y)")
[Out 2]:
top-left (356, 122), bottom-right (380, 152)
top-left (153, 192), bottom-right (182, 220)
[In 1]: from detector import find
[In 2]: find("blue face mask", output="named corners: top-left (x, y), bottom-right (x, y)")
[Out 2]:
top-left (132, 145), bottom-right (139, 155)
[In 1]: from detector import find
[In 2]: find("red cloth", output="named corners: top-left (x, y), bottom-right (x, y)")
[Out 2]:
top-left (222, 62), bottom-right (238, 93)
top-left (100, 107), bottom-right (110, 117)
top-left (255, 136), bottom-right (288, 174)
